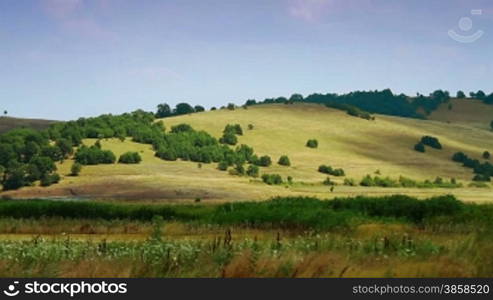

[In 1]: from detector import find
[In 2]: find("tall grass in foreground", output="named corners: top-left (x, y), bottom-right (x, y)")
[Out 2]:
top-left (0, 230), bottom-right (485, 277)
top-left (1, 195), bottom-right (493, 277)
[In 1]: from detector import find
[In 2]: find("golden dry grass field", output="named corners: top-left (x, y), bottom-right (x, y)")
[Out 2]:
top-left (428, 98), bottom-right (493, 130)
top-left (4, 103), bottom-right (493, 202)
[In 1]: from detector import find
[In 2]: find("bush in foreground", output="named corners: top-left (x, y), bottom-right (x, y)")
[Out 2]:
top-left (0, 194), bottom-right (473, 229)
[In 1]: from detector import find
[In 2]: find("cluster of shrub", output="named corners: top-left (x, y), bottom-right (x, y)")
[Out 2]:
top-left (0, 194), bottom-right (465, 229)
top-left (159, 90), bottom-right (493, 123)
top-left (0, 110), bottom-right (162, 190)
top-left (358, 175), bottom-right (461, 188)
top-left (414, 136), bottom-right (442, 152)
top-left (223, 162), bottom-right (260, 178)
top-left (318, 165), bottom-right (345, 176)
top-left (217, 149), bottom-right (277, 179)
top-left (0, 128), bottom-right (65, 190)
top-left (74, 144), bottom-right (116, 165)
top-left (73, 143), bottom-right (142, 166)
top-left (118, 152), bottom-right (142, 164)
top-left (261, 174), bottom-right (293, 185)
top-left (466, 90), bottom-right (493, 105)
top-left (261, 174), bottom-right (283, 185)
top-left (243, 89), bottom-right (454, 119)
top-left (325, 102), bottom-right (374, 120)
top-left (1, 109), bottom-right (260, 190)
top-left (452, 151), bottom-right (492, 182)
top-left (219, 124), bottom-right (242, 146)
top-left (153, 124), bottom-right (254, 168)
top-left (155, 103), bottom-right (205, 118)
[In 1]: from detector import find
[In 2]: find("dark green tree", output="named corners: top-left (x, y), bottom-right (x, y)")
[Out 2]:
top-left (219, 132), bottom-right (237, 145)
top-left (156, 103), bottom-right (172, 118)
top-left (0, 144), bottom-right (16, 167)
top-left (155, 148), bottom-right (178, 161)
top-left (3, 165), bottom-right (27, 190)
top-left (278, 155), bottom-right (291, 166)
top-left (306, 139), bottom-right (318, 148)
top-left (174, 103), bottom-right (195, 115)
top-left (245, 99), bottom-right (257, 106)
top-left (24, 141), bottom-right (40, 162)
top-left (26, 164), bottom-right (41, 182)
top-left (170, 124), bottom-right (194, 133)
top-left (41, 145), bottom-right (63, 162)
top-left (118, 152), bottom-right (142, 164)
top-left (475, 90), bottom-right (486, 100)
top-left (261, 174), bottom-right (283, 185)
top-left (224, 124), bottom-right (243, 135)
top-left (414, 143), bottom-right (425, 153)
top-left (484, 151), bottom-right (491, 160)
top-left (217, 161), bottom-right (228, 171)
top-left (194, 105), bottom-right (205, 112)
top-left (420, 136), bottom-right (442, 149)
top-left (71, 162), bottom-right (82, 176)
top-left (289, 94), bottom-right (304, 102)
top-left (56, 139), bottom-right (73, 158)
top-left (456, 91), bottom-right (466, 98)
top-left (40, 173), bottom-right (61, 187)
top-left (246, 165), bottom-right (259, 177)
top-left (258, 155), bottom-right (272, 167)
top-left (30, 156), bottom-right (56, 176)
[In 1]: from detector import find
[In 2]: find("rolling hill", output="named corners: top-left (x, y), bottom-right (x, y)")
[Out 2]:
top-left (4, 103), bottom-right (493, 202)
top-left (428, 98), bottom-right (493, 130)
top-left (0, 116), bottom-right (58, 134)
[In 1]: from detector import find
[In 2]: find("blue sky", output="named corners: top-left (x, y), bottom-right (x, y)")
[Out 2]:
top-left (0, 0), bottom-right (492, 120)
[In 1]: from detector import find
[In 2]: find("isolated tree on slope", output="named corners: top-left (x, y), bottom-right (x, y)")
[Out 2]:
top-left (456, 91), bottom-right (466, 99)
top-left (156, 103), bottom-right (172, 118)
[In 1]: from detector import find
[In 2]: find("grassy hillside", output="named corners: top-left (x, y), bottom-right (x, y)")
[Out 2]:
top-left (428, 98), bottom-right (493, 130)
top-left (4, 103), bottom-right (493, 202)
top-left (0, 116), bottom-right (57, 134)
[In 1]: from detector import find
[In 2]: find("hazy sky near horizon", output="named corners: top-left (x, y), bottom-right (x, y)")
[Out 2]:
top-left (1, 0), bottom-right (492, 120)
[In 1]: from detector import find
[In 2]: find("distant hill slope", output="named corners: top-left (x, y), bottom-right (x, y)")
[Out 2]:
top-left (428, 98), bottom-right (493, 130)
top-left (0, 117), bottom-right (58, 134)
top-left (4, 103), bottom-right (493, 202)
top-left (164, 103), bottom-right (493, 182)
